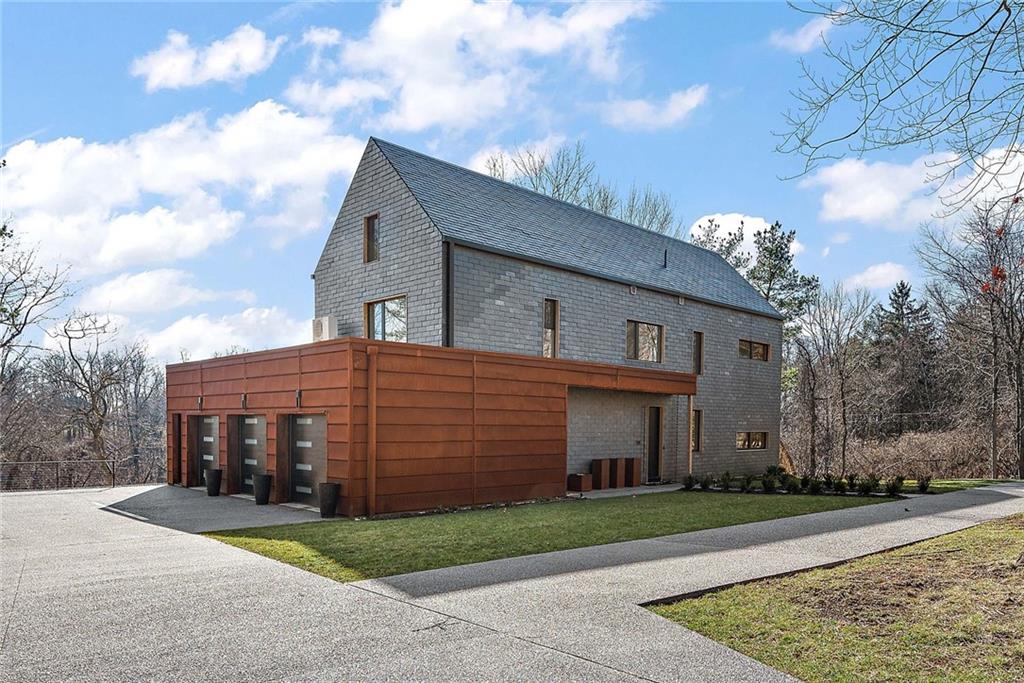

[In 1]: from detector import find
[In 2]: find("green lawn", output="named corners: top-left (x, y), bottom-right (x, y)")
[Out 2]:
top-left (652, 513), bottom-right (1024, 683)
top-left (908, 478), bottom-right (1007, 494)
top-left (208, 490), bottom-right (882, 582)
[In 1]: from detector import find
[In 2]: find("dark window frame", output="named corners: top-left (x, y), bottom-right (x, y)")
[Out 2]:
top-left (692, 331), bottom-right (704, 375)
top-left (738, 339), bottom-right (770, 362)
top-left (365, 295), bottom-right (407, 342)
top-left (736, 431), bottom-right (768, 451)
top-left (691, 409), bottom-right (703, 452)
top-left (542, 298), bottom-right (559, 358)
top-left (626, 319), bottom-right (664, 363)
top-left (363, 213), bottom-right (380, 263)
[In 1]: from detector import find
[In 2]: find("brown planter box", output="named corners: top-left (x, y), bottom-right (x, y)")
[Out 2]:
top-left (567, 473), bottom-right (592, 492)
top-left (590, 459), bottom-right (610, 490)
top-left (625, 457), bottom-right (643, 487)
top-left (610, 457), bottom-right (627, 488)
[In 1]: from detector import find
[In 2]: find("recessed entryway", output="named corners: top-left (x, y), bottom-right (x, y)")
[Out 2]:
top-left (235, 415), bottom-right (267, 496)
top-left (290, 414), bottom-right (326, 506)
top-left (646, 406), bottom-right (662, 483)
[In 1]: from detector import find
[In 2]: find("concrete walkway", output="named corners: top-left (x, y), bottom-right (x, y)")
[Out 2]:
top-left (2, 483), bottom-right (1022, 682)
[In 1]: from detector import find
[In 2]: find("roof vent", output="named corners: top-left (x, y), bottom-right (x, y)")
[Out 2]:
top-left (663, 248), bottom-right (668, 268)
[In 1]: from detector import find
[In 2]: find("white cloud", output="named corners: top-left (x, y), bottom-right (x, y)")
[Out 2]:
top-left (799, 153), bottom-right (954, 228)
top-left (283, 78), bottom-right (388, 116)
top-left (466, 133), bottom-right (567, 173)
top-left (300, 26), bottom-right (343, 71)
top-left (81, 269), bottom-right (255, 314)
top-left (288, 0), bottom-right (652, 130)
top-left (601, 85), bottom-right (709, 131)
top-left (689, 212), bottom-right (805, 263)
top-left (821, 246), bottom-right (831, 258)
top-left (131, 24), bottom-right (286, 91)
top-left (831, 231), bottom-right (851, 244)
top-left (145, 306), bottom-right (308, 363)
top-left (845, 262), bottom-right (910, 290)
top-left (3, 100), bottom-right (364, 273)
top-left (770, 16), bottom-right (834, 54)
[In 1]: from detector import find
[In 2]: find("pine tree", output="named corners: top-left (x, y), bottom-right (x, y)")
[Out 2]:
top-left (746, 221), bottom-right (819, 338)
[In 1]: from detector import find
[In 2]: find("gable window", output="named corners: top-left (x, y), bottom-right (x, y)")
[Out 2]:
top-left (739, 339), bottom-right (769, 361)
top-left (626, 320), bottom-right (663, 363)
top-left (691, 409), bottom-right (703, 452)
top-left (542, 299), bottom-right (559, 358)
top-left (363, 214), bottom-right (380, 263)
top-left (736, 431), bottom-right (768, 450)
top-left (692, 331), bottom-right (704, 375)
top-left (366, 296), bottom-right (407, 342)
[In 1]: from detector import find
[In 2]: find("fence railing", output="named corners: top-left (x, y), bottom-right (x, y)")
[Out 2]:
top-left (1, 459), bottom-right (118, 491)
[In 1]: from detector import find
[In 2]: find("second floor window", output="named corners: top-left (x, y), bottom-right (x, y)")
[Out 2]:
top-left (542, 299), bottom-right (559, 358)
top-left (364, 214), bottom-right (380, 263)
top-left (736, 431), bottom-right (767, 450)
top-left (626, 320), bottom-right (663, 363)
top-left (367, 296), bottom-right (407, 342)
top-left (739, 339), bottom-right (769, 361)
top-left (692, 331), bottom-right (704, 375)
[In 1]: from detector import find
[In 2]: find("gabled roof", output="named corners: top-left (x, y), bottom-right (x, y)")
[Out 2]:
top-left (372, 137), bottom-right (783, 320)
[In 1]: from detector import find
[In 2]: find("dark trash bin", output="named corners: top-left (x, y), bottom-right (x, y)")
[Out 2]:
top-left (318, 482), bottom-right (340, 518)
top-left (205, 468), bottom-right (222, 496)
top-left (253, 474), bottom-right (272, 505)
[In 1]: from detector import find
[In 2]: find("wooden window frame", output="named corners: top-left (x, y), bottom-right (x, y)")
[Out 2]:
top-left (542, 298), bottom-right (559, 358)
top-left (736, 431), bottom-right (768, 451)
top-left (691, 408), bottom-right (703, 453)
top-left (692, 331), bottom-right (704, 375)
top-left (363, 213), bottom-right (380, 263)
top-left (626, 319), bottom-right (664, 363)
top-left (364, 294), bottom-right (408, 342)
top-left (738, 339), bottom-right (770, 362)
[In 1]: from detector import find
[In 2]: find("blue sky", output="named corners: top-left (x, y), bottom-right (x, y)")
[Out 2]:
top-left (3, 1), bottom-right (943, 361)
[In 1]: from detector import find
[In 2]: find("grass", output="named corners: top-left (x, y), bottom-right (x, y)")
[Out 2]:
top-left (652, 513), bottom-right (1024, 683)
top-left (207, 490), bottom-right (883, 582)
top-left (907, 478), bottom-right (1007, 494)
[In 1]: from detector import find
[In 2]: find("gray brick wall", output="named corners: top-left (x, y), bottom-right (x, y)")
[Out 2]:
top-left (452, 245), bottom-right (782, 478)
top-left (314, 141), bottom-right (443, 345)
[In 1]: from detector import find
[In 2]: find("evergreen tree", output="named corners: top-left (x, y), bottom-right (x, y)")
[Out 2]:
top-left (690, 218), bottom-right (751, 272)
top-left (746, 221), bottom-right (819, 338)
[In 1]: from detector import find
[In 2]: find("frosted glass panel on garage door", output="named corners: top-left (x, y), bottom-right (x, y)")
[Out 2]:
top-left (291, 415), bottom-right (326, 506)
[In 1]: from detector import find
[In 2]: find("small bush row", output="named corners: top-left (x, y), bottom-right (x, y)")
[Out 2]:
top-left (682, 466), bottom-right (918, 497)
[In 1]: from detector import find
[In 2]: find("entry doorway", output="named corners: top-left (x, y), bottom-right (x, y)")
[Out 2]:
top-left (189, 415), bottom-right (219, 488)
top-left (236, 415), bottom-right (267, 495)
top-left (646, 406), bottom-right (662, 483)
top-left (289, 415), bottom-right (326, 506)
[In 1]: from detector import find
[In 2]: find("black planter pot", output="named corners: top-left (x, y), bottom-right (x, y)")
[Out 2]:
top-left (318, 482), bottom-right (340, 518)
top-left (253, 474), bottom-right (272, 505)
top-left (205, 468), bottom-right (222, 496)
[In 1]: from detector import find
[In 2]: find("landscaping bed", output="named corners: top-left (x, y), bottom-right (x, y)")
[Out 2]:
top-left (207, 490), bottom-right (883, 582)
top-left (652, 513), bottom-right (1024, 683)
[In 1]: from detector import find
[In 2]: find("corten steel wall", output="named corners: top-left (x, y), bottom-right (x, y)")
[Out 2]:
top-left (166, 338), bottom-right (695, 517)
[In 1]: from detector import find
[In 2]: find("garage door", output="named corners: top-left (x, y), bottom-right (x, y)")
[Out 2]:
top-left (239, 415), bottom-right (267, 495)
top-left (291, 415), bottom-right (326, 506)
top-left (199, 416), bottom-right (219, 486)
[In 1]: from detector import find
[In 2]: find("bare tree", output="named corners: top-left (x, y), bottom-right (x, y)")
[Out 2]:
top-left (780, 1), bottom-right (1024, 209)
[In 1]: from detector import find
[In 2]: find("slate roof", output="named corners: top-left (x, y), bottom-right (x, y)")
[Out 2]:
top-left (372, 138), bottom-right (783, 320)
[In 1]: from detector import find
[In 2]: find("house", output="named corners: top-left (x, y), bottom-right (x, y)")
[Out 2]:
top-left (313, 138), bottom-right (783, 483)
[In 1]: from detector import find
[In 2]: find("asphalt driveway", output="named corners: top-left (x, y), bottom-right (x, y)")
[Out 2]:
top-left (2, 482), bottom-right (1022, 682)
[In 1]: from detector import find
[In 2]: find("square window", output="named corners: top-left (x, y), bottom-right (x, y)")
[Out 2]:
top-left (627, 320), bottom-right (663, 362)
top-left (366, 296), bottom-right (406, 342)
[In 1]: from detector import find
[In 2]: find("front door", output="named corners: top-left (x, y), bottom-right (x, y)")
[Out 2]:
top-left (199, 416), bottom-right (219, 486)
top-left (239, 415), bottom-right (267, 495)
top-left (291, 415), bottom-right (326, 506)
top-left (647, 406), bottom-right (662, 483)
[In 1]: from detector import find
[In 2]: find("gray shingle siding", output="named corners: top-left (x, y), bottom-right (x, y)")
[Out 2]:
top-left (452, 245), bottom-right (781, 476)
top-left (314, 141), bottom-right (443, 345)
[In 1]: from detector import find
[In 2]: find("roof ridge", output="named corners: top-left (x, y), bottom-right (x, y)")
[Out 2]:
top-left (370, 136), bottom-right (718, 255)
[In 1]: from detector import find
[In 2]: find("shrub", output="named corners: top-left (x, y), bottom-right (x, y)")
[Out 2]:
top-left (761, 475), bottom-right (778, 493)
top-left (718, 471), bottom-right (733, 492)
top-left (867, 473), bottom-right (881, 493)
top-left (785, 478), bottom-right (801, 494)
top-left (682, 474), bottom-right (696, 490)
top-left (765, 464), bottom-right (787, 477)
top-left (699, 474), bottom-right (714, 490)
top-left (846, 472), bottom-right (859, 490)
top-left (740, 474), bottom-right (755, 493)
top-left (800, 474), bottom-right (811, 490)
top-left (823, 473), bottom-right (835, 490)
top-left (916, 475), bottom-right (932, 493)
top-left (833, 479), bottom-right (848, 494)
top-left (808, 479), bottom-right (823, 495)
top-left (857, 474), bottom-right (881, 496)
top-left (885, 475), bottom-right (905, 497)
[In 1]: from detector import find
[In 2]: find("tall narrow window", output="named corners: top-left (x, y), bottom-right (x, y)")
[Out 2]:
top-left (363, 214), bottom-right (380, 263)
top-left (692, 331), bottom-right (704, 375)
top-left (627, 320), bottom-right (663, 362)
top-left (542, 299), bottom-right (559, 358)
top-left (366, 296), bottom-right (407, 342)
top-left (691, 409), bottom-right (703, 452)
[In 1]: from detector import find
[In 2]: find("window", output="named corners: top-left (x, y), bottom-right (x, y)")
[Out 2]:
top-left (736, 431), bottom-right (768, 450)
top-left (691, 409), bottom-right (702, 452)
top-left (739, 339), bottom-right (769, 361)
top-left (542, 299), bottom-right (559, 358)
top-left (692, 331), bottom-right (704, 375)
top-left (366, 296), bottom-right (407, 342)
top-left (363, 214), bottom-right (380, 263)
top-left (626, 320), bottom-right (663, 362)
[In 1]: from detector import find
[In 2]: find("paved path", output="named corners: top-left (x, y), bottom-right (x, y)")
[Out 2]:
top-left (2, 483), bottom-right (1022, 682)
